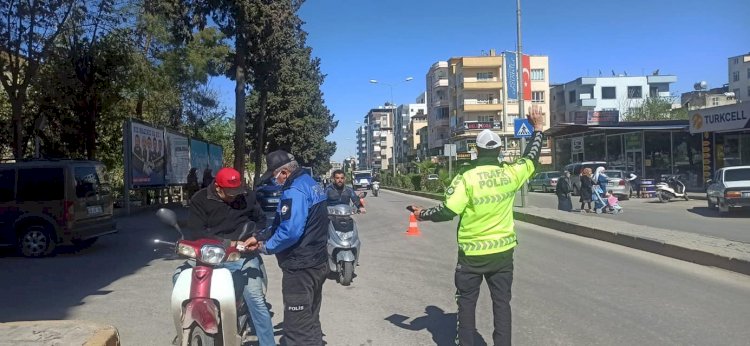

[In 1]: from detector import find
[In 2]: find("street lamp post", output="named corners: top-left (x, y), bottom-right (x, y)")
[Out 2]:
top-left (369, 77), bottom-right (413, 178)
top-left (516, 0), bottom-right (527, 208)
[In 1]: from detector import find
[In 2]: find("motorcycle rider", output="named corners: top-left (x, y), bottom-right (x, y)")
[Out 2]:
top-left (172, 167), bottom-right (275, 346)
top-left (326, 169), bottom-right (366, 213)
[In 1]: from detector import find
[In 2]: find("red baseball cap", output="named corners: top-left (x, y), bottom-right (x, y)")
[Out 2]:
top-left (214, 167), bottom-right (247, 196)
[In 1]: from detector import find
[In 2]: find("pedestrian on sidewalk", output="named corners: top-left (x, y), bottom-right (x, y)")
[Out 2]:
top-left (579, 168), bottom-right (594, 212)
top-left (627, 172), bottom-right (640, 198)
top-left (556, 171), bottom-right (573, 212)
top-left (407, 106), bottom-right (546, 346)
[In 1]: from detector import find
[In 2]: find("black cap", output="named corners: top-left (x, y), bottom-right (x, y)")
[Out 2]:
top-left (259, 150), bottom-right (295, 183)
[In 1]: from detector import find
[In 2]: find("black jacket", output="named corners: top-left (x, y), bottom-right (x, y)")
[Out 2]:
top-left (325, 185), bottom-right (361, 207)
top-left (187, 186), bottom-right (267, 246)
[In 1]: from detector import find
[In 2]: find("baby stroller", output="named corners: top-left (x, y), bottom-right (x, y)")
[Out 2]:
top-left (592, 186), bottom-right (623, 214)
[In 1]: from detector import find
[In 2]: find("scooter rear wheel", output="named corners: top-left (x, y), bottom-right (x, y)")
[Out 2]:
top-left (188, 325), bottom-right (217, 346)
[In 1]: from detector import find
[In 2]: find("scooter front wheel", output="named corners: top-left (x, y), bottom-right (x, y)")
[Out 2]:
top-left (340, 261), bottom-right (354, 286)
top-left (657, 191), bottom-right (668, 203)
top-left (188, 325), bottom-right (217, 346)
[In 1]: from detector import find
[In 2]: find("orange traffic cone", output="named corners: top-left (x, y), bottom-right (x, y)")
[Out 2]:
top-left (406, 213), bottom-right (421, 236)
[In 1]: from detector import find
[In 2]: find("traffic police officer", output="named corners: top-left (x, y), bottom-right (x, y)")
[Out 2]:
top-left (410, 110), bottom-right (545, 346)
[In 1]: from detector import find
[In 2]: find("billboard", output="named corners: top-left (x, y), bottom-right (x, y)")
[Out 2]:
top-left (689, 102), bottom-right (750, 133)
top-left (190, 138), bottom-right (210, 184)
top-left (165, 131), bottom-right (191, 185)
top-left (130, 121), bottom-right (165, 186)
top-left (574, 110), bottom-right (620, 125)
top-left (208, 144), bottom-right (224, 174)
top-left (505, 52), bottom-right (518, 100)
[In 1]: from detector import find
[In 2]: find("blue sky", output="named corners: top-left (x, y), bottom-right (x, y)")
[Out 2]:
top-left (211, 0), bottom-right (750, 162)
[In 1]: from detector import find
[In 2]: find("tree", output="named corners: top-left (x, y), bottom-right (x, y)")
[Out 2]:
top-left (622, 95), bottom-right (687, 122)
top-left (0, 0), bottom-right (78, 158)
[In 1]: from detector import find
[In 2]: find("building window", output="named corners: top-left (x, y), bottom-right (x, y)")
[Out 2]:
top-left (627, 86), bottom-right (642, 99)
top-left (532, 91), bottom-right (545, 103)
top-left (747, 68), bottom-right (750, 79)
top-left (735, 89), bottom-right (741, 98)
top-left (530, 69), bottom-right (545, 81)
top-left (734, 58), bottom-right (739, 64)
top-left (733, 71), bottom-right (740, 82)
top-left (568, 90), bottom-right (576, 103)
top-left (477, 115), bottom-right (494, 123)
top-left (602, 87), bottom-right (616, 99)
top-left (747, 86), bottom-right (750, 97)
top-left (477, 72), bottom-right (494, 80)
top-left (712, 97), bottom-right (719, 106)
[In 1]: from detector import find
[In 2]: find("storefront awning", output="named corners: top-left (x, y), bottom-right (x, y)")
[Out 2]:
top-left (545, 120), bottom-right (690, 137)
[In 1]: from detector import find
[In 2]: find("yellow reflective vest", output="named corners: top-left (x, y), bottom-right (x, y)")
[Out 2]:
top-left (444, 158), bottom-right (535, 256)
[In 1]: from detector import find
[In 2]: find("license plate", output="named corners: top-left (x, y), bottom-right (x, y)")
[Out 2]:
top-left (87, 205), bottom-right (102, 215)
top-left (743, 192), bottom-right (750, 198)
top-left (607, 182), bottom-right (615, 186)
top-left (267, 198), bottom-right (280, 204)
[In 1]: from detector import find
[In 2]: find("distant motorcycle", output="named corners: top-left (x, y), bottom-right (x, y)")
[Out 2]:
top-left (372, 181), bottom-right (380, 197)
top-left (327, 192), bottom-right (364, 286)
top-left (656, 176), bottom-right (689, 203)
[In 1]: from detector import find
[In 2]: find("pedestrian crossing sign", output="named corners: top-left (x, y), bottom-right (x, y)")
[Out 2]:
top-left (514, 119), bottom-right (533, 138)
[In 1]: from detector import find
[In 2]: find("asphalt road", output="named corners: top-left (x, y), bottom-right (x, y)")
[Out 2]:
top-left (522, 190), bottom-right (750, 244)
top-left (1, 190), bottom-right (749, 345)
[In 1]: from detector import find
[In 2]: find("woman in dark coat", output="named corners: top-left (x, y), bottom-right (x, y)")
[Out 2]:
top-left (579, 168), bottom-right (594, 212)
top-left (556, 171), bottom-right (573, 211)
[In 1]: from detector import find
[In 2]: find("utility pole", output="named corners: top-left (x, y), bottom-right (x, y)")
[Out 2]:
top-left (516, 0), bottom-right (527, 208)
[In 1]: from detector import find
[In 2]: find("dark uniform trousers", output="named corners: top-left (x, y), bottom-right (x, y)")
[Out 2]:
top-left (281, 262), bottom-right (329, 346)
top-left (454, 248), bottom-right (514, 346)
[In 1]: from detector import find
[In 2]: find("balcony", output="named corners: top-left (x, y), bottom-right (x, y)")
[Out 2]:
top-left (647, 75), bottom-right (677, 84)
top-left (462, 99), bottom-right (503, 112)
top-left (433, 78), bottom-right (449, 89)
top-left (461, 56), bottom-right (503, 68)
top-left (463, 77), bottom-right (503, 90)
top-left (451, 121), bottom-right (502, 137)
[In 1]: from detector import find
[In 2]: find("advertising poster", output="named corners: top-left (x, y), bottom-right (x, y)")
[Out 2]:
top-left (165, 131), bottom-right (191, 185)
top-left (190, 138), bottom-right (210, 185)
top-left (208, 144), bottom-right (224, 174)
top-left (505, 52), bottom-right (518, 100)
top-left (130, 121), bottom-right (165, 186)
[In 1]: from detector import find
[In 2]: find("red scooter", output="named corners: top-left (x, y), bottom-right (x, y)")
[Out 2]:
top-left (155, 208), bottom-right (255, 346)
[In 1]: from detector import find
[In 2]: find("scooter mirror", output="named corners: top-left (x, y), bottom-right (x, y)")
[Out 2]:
top-left (156, 208), bottom-right (178, 228)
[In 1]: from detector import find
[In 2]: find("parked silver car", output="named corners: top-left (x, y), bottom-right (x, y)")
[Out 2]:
top-left (602, 170), bottom-right (632, 200)
top-left (528, 171), bottom-right (561, 193)
top-left (706, 166), bottom-right (750, 215)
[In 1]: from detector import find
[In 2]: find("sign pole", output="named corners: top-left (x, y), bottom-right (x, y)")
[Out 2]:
top-left (123, 119), bottom-right (132, 216)
top-left (516, 0), bottom-right (526, 208)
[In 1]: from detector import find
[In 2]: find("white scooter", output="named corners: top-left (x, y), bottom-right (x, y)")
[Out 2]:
top-left (154, 208), bottom-right (257, 346)
top-left (326, 193), bottom-right (364, 286)
top-left (656, 176), bottom-right (689, 203)
top-left (372, 181), bottom-right (380, 197)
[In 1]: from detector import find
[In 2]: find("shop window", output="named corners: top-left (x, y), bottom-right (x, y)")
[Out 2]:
top-left (672, 132), bottom-right (702, 188)
top-left (606, 135), bottom-right (624, 169)
top-left (555, 138), bottom-right (571, 169)
top-left (644, 132), bottom-right (672, 182)
top-left (584, 134), bottom-right (606, 162)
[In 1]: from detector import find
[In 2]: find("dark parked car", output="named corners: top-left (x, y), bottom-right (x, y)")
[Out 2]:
top-left (0, 159), bottom-right (117, 257)
top-left (527, 171), bottom-right (561, 192)
top-left (255, 179), bottom-right (283, 213)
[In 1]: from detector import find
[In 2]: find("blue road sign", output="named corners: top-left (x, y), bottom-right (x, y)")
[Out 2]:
top-left (514, 118), bottom-right (533, 138)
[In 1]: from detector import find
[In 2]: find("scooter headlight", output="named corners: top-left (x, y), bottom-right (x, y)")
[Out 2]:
top-left (336, 230), bottom-right (353, 241)
top-left (177, 244), bottom-right (197, 259)
top-left (200, 245), bottom-right (226, 264)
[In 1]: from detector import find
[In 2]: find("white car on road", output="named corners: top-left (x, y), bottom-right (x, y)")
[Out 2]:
top-left (706, 166), bottom-right (750, 215)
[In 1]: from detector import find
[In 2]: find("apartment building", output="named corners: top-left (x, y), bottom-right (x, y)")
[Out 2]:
top-left (355, 105), bottom-right (395, 172)
top-left (425, 61), bottom-right (450, 156)
top-left (407, 111), bottom-right (428, 162)
top-left (681, 85), bottom-right (736, 110)
top-left (447, 50), bottom-right (551, 162)
top-left (394, 96), bottom-right (427, 170)
top-left (728, 52), bottom-right (750, 103)
top-left (549, 74), bottom-right (677, 126)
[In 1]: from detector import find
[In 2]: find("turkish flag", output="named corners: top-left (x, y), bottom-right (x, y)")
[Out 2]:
top-left (522, 54), bottom-right (531, 101)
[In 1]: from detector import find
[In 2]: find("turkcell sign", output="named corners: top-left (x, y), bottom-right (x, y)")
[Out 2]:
top-left (689, 102), bottom-right (750, 133)
top-left (505, 52), bottom-right (518, 100)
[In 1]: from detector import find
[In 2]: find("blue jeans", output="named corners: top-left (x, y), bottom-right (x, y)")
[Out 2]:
top-left (173, 256), bottom-right (275, 346)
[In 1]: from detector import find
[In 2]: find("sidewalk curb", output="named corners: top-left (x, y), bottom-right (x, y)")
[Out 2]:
top-left (383, 186), bottom-right (750, 276)
top-left (0, 320), bottom-right (121, 346)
